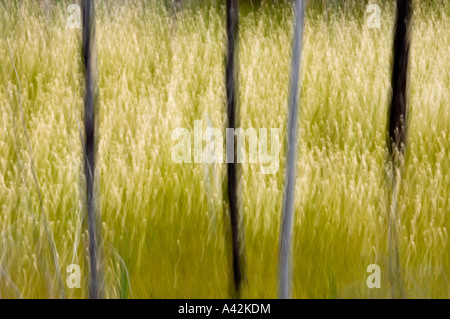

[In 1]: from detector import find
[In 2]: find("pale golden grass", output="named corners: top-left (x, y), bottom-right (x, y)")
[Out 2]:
top-left (0, 1), bottom-right (448, 298)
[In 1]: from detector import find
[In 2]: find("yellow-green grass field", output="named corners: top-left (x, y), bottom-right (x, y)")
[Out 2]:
top-left (0, 0), bottom-right (449, 298)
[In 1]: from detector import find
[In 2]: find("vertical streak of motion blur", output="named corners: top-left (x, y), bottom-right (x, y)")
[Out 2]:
top-left (226, 0), bottom-right (243, 297)
top-left (81, 0), bottom-right (102, 299)
top-left (387, 0), bottom-right (412, 299)
top-left (279, 0), bottom-right (305, 299)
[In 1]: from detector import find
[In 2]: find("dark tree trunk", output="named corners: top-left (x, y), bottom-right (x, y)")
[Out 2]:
top-left (81, 0), bottom-right (102, 299)
top-left (388, 0), bottom-right (412, 156)
top-left (387, 0), bottom-right (412, 299)
top-left (226, 0), bottom-right (243, 297)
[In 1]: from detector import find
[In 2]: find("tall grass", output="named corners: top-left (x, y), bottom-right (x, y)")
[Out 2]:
top-left (0, 0), bottom-right (449, 298)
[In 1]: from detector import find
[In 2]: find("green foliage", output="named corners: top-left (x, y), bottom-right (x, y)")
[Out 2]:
top-left (0, 0), bottom-right (449, 298)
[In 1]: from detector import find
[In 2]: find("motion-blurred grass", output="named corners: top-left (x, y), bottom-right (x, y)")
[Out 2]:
top-left (0, 0), bottom-right (449, 298)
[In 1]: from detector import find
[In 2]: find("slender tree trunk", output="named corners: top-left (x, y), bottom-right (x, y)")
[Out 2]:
top-left (278, 0), bottom-right (305, 299)
top-left (387, 0), bottom-right (412, 299)
top-left (81, 0), bottom-right (102, 299)
top-left (174, 0), bottom-right (182, 10)
top-left (226, 0), bottom-right (243, 298)
top-left (388, 0), bottom-right (411, 156)
top-left (172, 0), bottom-right (182, 20)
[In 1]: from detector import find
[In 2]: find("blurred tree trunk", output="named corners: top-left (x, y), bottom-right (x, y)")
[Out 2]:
top-left (225, 0), bottom-right (244, 298)
top-left (279, 0), bottom-right (305, 300)
top-left (387, 0), bottom-right (412, 300)
top-left (81, 0), bottom-right (103, 300)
